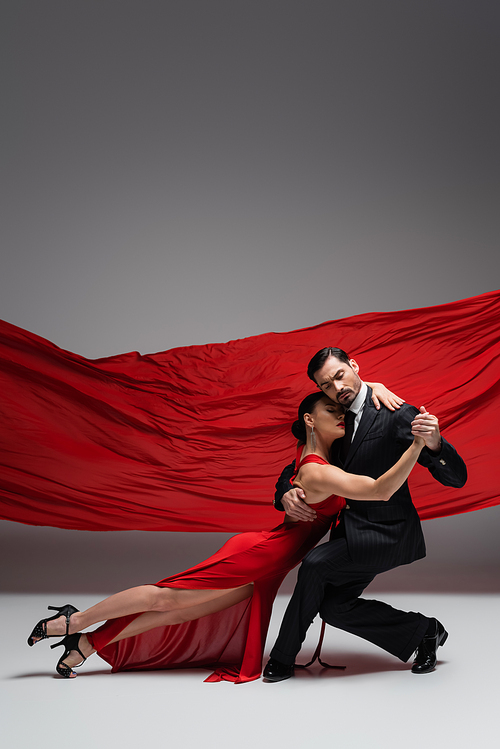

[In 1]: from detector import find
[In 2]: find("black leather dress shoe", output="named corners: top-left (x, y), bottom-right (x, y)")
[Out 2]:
top-left (411, 619), bottom-right (448, 674)
top-left (263, 658), bottom-right (294, 682)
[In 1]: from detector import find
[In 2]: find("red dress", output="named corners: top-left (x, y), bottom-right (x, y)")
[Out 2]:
top-left (89, 451), bottom-right (345, 683)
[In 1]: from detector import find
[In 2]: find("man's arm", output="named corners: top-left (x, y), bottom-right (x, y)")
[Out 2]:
top-left (273, 462), bottom-right (295, 511)
top-left (419, 437), bottom-right (467, 487)
top-left (397, 405), bottom-right (467, 488)
top-left (273, 460), bottom-right (317, 521)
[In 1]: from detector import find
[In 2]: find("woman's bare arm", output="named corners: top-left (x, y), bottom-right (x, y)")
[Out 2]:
top-left (295, 437), bottom-right (424, 504)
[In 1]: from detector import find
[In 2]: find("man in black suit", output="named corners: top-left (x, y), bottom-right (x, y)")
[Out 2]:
top-left (263, 347), bottom-right (467, 681)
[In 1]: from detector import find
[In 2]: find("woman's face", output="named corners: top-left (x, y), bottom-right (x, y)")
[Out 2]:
top-left (308, 396), bottom-right (346, 439)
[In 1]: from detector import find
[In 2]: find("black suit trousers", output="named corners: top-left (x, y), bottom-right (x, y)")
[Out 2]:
top-left (270, 537), bottom-right (429, 666)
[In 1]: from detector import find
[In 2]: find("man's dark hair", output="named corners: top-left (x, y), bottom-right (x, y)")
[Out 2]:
top-left (307, 347), bottom-right (351, 383)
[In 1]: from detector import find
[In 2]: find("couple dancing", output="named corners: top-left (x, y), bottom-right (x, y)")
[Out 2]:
top-left (27, 347), bottom-right (467, 682)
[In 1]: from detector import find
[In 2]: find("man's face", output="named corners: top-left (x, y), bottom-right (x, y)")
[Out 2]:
top-left (313, 355), bottom-right (362, 408)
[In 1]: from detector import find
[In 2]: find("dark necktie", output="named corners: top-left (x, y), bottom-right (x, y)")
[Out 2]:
top-left (340, 410), bottom-right (356, 464)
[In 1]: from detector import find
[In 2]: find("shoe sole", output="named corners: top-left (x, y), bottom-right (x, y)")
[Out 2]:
top-left (263, 672), bottom-right (294, 682)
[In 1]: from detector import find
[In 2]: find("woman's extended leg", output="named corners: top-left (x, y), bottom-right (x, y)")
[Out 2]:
top-left (32, 583), bottom-right (252, 642)
top-left (58, 584), bottom-right (254, 672)
top-left (109, 583), bottom-right (254, 639)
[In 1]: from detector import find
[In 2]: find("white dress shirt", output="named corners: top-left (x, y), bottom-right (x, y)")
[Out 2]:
top-left (347, 381), bottom-right (368, 440)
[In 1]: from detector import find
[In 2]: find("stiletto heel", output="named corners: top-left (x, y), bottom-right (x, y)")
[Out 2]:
top-left (51, 633), bottom-right (87, 678)
top-left (27, 604), bottom-right (79, 646)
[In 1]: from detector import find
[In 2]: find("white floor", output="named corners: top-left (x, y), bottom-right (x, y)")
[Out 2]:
top-left (2, 592), bottom-right (498, 749)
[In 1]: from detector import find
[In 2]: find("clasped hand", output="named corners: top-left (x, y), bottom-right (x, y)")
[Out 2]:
top-left (410, 406), bottom-right (441, 452)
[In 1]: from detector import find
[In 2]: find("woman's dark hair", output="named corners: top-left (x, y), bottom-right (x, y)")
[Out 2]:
top-left (307, 347), bottom-right (350, 383)
top-left (291, 392), bottom-right (326, 442)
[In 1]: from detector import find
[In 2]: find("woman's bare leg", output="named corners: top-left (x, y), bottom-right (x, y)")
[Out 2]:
top-left (109, 583), bottom-right (254, 639)
top-left (37, 584), bottom-right (251, 640)
top-left (60, 584), bottom-right (254, 671)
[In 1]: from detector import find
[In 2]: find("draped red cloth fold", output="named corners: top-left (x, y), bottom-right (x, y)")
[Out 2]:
top-left (1, 290), bottom-right (499, 531)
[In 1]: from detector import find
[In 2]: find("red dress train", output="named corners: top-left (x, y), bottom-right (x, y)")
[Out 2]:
top-left (88, 454), bottom-right (344, 683)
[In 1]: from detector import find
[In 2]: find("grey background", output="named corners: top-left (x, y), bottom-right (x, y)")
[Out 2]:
top-left (1, 0), bottom-right (499, 593)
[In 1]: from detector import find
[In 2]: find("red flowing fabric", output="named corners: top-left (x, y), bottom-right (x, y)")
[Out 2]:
top-left (1, 289), bottom-right (499, 531)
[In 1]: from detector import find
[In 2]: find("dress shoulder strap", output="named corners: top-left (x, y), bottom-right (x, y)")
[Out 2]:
top-left (298, 454), bottom-right (331, 468)
top-left (293, 446), bottom-right (330, 478)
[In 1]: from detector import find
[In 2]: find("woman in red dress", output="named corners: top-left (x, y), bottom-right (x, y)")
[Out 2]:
top-left (27, 390), bottom-right (425, 683)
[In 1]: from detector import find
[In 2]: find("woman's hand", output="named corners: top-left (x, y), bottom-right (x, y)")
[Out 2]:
top-left (412, 434), bottom-right (426, 449)
top-left (366, 382), bottom-right (405, 411)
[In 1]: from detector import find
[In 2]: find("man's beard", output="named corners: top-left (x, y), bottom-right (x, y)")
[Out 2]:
top-left (336, 389), bottom-right (356, 407)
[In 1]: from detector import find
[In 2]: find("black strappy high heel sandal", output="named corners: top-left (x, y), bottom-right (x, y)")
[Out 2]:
top-left (51, 633), bottom-right (87, 678)
top-left (27, 604), bottom-right (79, 646)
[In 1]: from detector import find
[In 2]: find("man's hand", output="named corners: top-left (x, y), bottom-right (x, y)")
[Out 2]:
top-left (281, 488), bottom-right (317, 522)
top-left (411, 406), bottom-right (442, 452)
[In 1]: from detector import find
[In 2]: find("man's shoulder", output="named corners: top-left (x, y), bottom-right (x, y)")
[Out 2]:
top-left (363, 386), bottom-right (418, 421)
top-left (374, 401), bottom-right (419, 421)
top-left (362, 401), bottom-right (418, 435)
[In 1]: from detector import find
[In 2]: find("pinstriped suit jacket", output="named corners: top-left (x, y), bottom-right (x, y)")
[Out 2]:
top-left (274, 387), bottom-right (467, 571)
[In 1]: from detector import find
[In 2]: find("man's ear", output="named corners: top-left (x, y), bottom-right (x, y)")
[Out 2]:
top-left (349, 358), bottom-right (360, 375)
